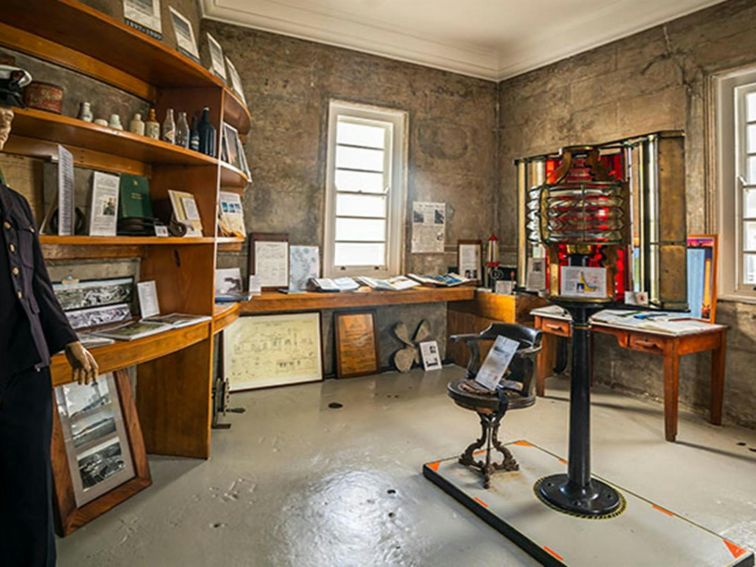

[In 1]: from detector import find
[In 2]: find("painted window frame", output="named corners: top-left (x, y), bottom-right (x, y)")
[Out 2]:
top-left (715, 65), bottom-right (756, 302)
top-left (323, 100), bottom-right (408, 278)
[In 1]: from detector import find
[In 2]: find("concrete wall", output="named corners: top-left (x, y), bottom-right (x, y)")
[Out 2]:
top-left (497, 0), bottom-right (756, 429)
top-left (202, 21), bottom-right (499, 373)
top-left (201, 20), bottom-right (499, 276)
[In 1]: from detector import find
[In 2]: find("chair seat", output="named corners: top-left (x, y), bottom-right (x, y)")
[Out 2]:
top-left (447, 378), bottom-right (535, 414)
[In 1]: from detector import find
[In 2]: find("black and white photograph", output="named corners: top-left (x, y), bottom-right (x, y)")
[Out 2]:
top-left (215, 267), bottom-right (243, 296)
top-left (55, 373), bottom-right (136, 507)
top-left (53, 277), bottom-right (134, 311)
top-left (65, 303), bottom-right (132, 330)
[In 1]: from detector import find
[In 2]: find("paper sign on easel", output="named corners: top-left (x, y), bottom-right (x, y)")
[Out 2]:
top-left (474, 335), bottom-right (519, 391)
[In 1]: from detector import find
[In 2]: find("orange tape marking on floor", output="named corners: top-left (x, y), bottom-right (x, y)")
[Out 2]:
top-left (652, 504), bottom-right (675, 517)
top-left (513, 440), bottom-right (533, 447)
top-left (724, 539), bottom-right (747, 559)
top-left (426, 461), bottom-right (440, 472)
top-left (543, 546), bottom-right (564, 561)
top-left (473, 497), bottom-right (489, 508)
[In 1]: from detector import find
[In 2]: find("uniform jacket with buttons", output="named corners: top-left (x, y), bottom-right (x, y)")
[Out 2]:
top-left (0, 184), bottom-right (77, 374)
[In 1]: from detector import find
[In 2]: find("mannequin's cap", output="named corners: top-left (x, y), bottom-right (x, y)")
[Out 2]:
top-left (0, 65), bottom-right (32, 109)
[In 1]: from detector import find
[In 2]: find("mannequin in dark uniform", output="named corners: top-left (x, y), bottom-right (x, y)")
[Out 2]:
top-left (0, 66), bottom-right (99, 566)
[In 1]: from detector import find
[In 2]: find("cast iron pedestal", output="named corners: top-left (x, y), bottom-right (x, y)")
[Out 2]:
top-left (535, 304), bottom-right (622, 517)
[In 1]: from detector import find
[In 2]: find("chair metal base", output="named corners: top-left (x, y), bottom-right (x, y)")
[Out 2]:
top-left (458, 412), bottom-right (518, 489)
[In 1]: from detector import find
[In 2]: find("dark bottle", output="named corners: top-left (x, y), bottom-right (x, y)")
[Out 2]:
top-left (197, 107), bottom-right (216, 157)
top-left (189, 116), bottom-right (200, 152)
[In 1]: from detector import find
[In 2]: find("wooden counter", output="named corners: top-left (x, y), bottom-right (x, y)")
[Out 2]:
top-left (240, 286), bottom-right (477, 314)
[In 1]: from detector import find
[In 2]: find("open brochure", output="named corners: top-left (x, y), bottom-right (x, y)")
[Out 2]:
top-left (357, 276), bottom-right (420, 291)
top-left (142, 313), bottom-right (211, 328)
top-left (407, 273), bottom-right (472, 287)
top-left (474, 335), bottom-right (520, 391)
top-left (308, 277), bottom-right (360, 292)
top-left (91, 320), bottom-right (172, 341)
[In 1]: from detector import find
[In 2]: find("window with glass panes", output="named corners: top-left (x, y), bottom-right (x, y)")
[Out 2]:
top-left (738, 84), bottom-right (756, 289)
top-left (324, 101), bottom-right (407, 277)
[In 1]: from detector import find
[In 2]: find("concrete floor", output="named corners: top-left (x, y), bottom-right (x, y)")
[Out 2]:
top-left (58, 366), bottom-right (756, 566)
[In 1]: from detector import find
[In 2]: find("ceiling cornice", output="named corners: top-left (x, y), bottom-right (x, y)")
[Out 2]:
top-left (201, 0), bottom-right (726, 83)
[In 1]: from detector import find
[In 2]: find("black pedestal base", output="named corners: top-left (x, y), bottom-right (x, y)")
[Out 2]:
top-left (536, 474), bottom-right (624, 519)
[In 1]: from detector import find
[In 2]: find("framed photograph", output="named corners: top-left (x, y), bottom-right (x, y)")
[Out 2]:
top-left (215, 267), bottom-right (243, 296)
top-left (334, 311), bottom-right (379, 378)
top-left (89, 171), bottom-right (120, 237)
top-left (52, 369), bottom-right (151, 535)
top-left (206, 32), bottom-right (226, 80)
top-left (137, 280), bottom-right (160, 318)
top-left (223, 313), bottom-right (323, 390)
top-left (123, 0), bottom-right (162, 39)
top-left (65, 303), bottom-right (132, 330)
top-left (225, 57), bottom-right (247, 105)
top-left (457, 239), bottom-right (482, 282)
top-left (420, 340), bottom-right (443, 371)
top-left (248, 233), bottom-right (289, 290)
top-left (168, 190), bottom-right (203, 236)
top-left (289, 245), bottom-right (319, 292)
top-left (53, 276), bottom-right (134, 311)
top-left (169, 7), bottom-right (200, 61)
top-left (221, 122), bottom-right (242, 169)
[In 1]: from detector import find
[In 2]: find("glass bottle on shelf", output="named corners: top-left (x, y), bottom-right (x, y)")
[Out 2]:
top-left (145, 108), bottom-right (160, 139)
top-left (162, 108), bottom-right (176, 144)
top-left (197, 107), bottom-right (216, 157)
top-left (189, 116), bottom-right (200, 152)
top-left (176, 111), bottom-right (190, 148)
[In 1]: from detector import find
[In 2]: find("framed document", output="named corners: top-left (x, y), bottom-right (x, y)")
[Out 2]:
top-left (123, 0), bottom-right (162, 39)
top-left (88, 171), bottom-right (120, 236)
top-left (334, 311), bottom-right (379, 378)
top-left (457, 239), bottom-right (482, 282)
top-left (52, 369), bottom-right (151, 535)
top-left (206, 33), bottom-right (227, 80)
top-left (169, 7), bottom-right (200, 61)
top-left (687, 234), bottom-right (718, 322)
top-left (223, 313), bottom-right (323, 390)
top-left (248, 233), bottom-right (289, 290)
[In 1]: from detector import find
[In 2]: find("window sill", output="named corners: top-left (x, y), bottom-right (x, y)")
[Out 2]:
top-left (718, 293), bottom-right (756, 306)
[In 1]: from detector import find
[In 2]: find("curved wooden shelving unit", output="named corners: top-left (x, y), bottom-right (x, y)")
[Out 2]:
top-left (49, 320), bottom-right (211, 387)
top-left (40, 235), bottom-right (217, 246)
top-left (0, 0), bottom-right (251, 134)
top-left (219, 160), bottom-right (251, 188)
top-left (212, 303), bottom-right (241, 334)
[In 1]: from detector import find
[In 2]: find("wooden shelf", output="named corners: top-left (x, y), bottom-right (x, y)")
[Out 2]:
top-left (212, 303), bottom-right (241, 334)
top-left (240, 286), bottom-right (477, 314)
top-left (9, 108), bottom-right (217, 168)
top-left (223, 88), bottom-right (251, 135)
top-left (219, 161), bottom-right (250, 188)
top-left (2, 0), bottom-right (220, 92)
top-left (49, 321), bottom-right (211, 387)
top-left (40, 235), bottom-right (216, 246)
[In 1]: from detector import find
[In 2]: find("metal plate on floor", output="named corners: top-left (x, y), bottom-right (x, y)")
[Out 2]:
top-left (424, 441), bottom-right (754, 567)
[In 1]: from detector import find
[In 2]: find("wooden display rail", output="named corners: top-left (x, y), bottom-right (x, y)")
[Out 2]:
top-left (49, 320), bottom-right (210, 387)
top-left (240, 286), bottom-right (477, 314)
top-left (0, 0), bottom-right (250, 134)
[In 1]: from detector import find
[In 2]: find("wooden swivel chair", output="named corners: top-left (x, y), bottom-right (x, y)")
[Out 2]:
top-left (448, 323), bottom-right (542, 488)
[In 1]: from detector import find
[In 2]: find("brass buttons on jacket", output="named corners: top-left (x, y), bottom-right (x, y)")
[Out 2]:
top-left (9, 243), bottom-right (15, 253)
top-left (3, 221), bottom-right (10, 230)
top-left (16, 291), bottom-right (22, 299)
top-left (12, 267), bottom-right (19, 276)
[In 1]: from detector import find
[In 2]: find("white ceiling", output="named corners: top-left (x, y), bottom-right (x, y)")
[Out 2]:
top-left (201, 0), bottom-right (725, 81)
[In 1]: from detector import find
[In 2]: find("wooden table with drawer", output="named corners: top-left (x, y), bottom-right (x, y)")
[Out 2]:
top-left (533, 310), bottom-right (728, 442)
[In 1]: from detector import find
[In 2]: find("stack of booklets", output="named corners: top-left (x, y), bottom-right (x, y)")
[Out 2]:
top-left (357, 276), bottom-right (420, 291)
top-left (407, 273), bottom-right (472, 287)
top-left (90, 314), bottom-right (211, 341)
top-left (308, 277), bottom-right (360, 292)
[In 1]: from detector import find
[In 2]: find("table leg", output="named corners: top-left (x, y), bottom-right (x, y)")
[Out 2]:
top-left (663, 343), bottom-right (680, 442)
top-left (710, 333), bottom-right (726, 426)
top-left (536, 332), bottom-right (555, 397)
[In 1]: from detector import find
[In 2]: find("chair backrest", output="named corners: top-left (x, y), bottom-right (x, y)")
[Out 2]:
top-left (451, 323), bottom-right (542, 396)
